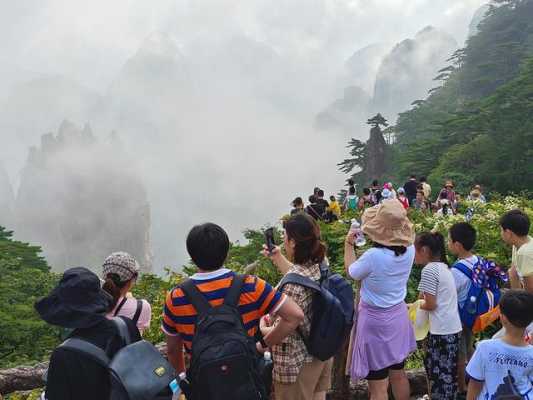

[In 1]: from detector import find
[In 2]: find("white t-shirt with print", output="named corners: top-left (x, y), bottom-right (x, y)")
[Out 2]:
top-left (418, 262), bottom-right (462, 335)
top-left (348, 245), bottom-right (415, 308)
top-left (467, 338), bottom-right (533, 400)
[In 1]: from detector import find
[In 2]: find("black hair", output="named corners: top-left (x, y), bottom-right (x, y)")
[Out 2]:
top-left (499, 290), bottom-right (533, 328)
top-left (292, 197), bottom-right (304, 207)
top-left (500, 209), bottom-right (530, 237)
top-left (329, 195), bottom-right (336, 202)
top-left (313, 187), bottom-right (320, 195)
top-left (348, 178), bottom-right (354, 186)
top-left (415, 232), bottom-right (447, 264)
top-left (317, 189), bottom-right (325, 198)
top-left (349, 186), bottom-right (356, 195)
top-left (374, 190), bottom-right (382, 203)
top-left (285, 213), bottom-right (326, 265)
top-left (410, 174), bottom-right (416, 179)
top-left (186, 223), bottom-right (230, 271)
top-left (450, 222), bottom-right (477, 251)
top-left (373, 242), bottom-right (407, 256)
top-left (372, 179), bottom-right (379, 186)
top-left (308, 195), bottom-right (317, 204)
top-left (420, 177), bottom-right (427, 182)
top-left (102, 273), bottom-right (129, 311)
top-left (363, 188), bottom-right (371, 195)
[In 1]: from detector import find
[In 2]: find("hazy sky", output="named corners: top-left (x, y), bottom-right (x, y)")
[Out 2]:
top-left (0, 0), bottom-right (487, 97)
top-left (0, 0), bottom-right (489, 271)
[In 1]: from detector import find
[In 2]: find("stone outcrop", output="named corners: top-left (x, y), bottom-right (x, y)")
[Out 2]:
top-left (13, 121), bottom-right (152, 273)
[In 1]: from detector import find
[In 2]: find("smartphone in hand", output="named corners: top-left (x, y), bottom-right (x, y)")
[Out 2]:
top-left (264, 228), bottom-right (276, 254)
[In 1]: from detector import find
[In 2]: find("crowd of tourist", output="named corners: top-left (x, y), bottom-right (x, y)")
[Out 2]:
top-left (34, 175), bottom-right (533, 400)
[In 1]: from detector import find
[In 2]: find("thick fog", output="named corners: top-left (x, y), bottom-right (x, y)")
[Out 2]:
top-left (0, 0), bottom-right (487, 273)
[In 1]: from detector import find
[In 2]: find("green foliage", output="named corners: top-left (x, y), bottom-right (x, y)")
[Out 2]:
top-left (387, 0), bottom-right (533, 192)
top-left (0, 227), bottom-right (60, 368)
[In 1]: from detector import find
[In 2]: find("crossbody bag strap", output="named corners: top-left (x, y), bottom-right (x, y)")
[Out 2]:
top-left (113, 297), bottom-right (128, 317)
top-left (132, 299), bottom-right (143, 325)
top-left (181, 279), bottom-right (212, 315)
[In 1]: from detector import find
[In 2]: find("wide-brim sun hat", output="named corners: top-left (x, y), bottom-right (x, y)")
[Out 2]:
top-left (361, 199), bottom-right (415, 247)
top-left (35, 267), bottom-right (112, 329)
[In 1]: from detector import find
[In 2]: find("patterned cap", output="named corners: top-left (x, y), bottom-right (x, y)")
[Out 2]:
top-left (102, 252), bottom-right (140, 282)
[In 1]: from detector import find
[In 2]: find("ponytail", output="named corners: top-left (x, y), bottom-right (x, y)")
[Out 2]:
top-left (415, 232), bottom-right (448, 264)
top-left (102, 273), bottom-right (128, 311)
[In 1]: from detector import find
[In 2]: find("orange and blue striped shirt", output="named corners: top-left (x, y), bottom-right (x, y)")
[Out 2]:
top-left (162, 268), bottom-right (284, 352)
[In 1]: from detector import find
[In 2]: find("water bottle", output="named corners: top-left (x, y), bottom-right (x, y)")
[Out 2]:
top-left (350, 219), bottom-right (366, 247)
top-left (169, 378), bottom-right (181, 400)
top-left (466, 296), bottom-right (477, 315)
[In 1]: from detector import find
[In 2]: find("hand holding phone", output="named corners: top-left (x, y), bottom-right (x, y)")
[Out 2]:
top-left (264, 228), bottom-right (276, 254)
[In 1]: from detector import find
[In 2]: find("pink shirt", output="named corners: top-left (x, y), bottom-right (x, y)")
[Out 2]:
top-left (107, 297), bottom-right (152, 334)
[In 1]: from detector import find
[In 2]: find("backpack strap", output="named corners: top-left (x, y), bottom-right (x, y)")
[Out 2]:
top-left (59, 338), bottom-right (110, 368)
top-left (181, 279), bottom-right (212, 315)
top-left (113, 297), bottom-right (128, 317)
top-left (111, 316), bottom-right (132, 345)
top-left (224, 274), bottom-right (245, 307)
top-left (132, 299), bottom-right (143, 325)
top-left (278, 273), bottom-right (321, 292)
top-left (453, 261), bottom-right (474, 280)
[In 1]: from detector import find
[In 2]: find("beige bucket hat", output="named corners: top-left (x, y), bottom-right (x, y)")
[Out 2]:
top-left (361, 199), bottom-right (415, 247)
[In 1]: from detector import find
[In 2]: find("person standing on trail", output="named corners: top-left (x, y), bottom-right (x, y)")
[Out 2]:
top-left (345, 200), bottom-right (416, 400)
top-left (420, 177), bottom-right (432, 201)
top-left (403, 175), bottom-right (418, 206)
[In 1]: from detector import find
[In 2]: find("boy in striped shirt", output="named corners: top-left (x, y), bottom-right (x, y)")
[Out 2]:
top-left (162, 222), bottom-right (304, 373)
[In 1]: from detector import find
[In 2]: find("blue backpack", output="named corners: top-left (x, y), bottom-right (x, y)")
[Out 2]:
top-left (453, 257), bottom-right (508, 331)
top-left (278, 262), bottom-right (354, 361)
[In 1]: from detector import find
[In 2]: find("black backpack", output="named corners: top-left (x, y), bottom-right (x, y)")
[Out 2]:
top-left (278, 262), bottom-right (354, 361)
top-left (180, 274), bottom-right (267, 400)
top-left (58, 317), bottom-right (174, 400)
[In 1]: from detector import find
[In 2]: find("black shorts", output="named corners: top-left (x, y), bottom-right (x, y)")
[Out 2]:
top-left (366, 361), bottom-right (405, 381)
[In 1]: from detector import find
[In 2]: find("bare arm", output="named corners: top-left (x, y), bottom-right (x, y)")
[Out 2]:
top-left (523, 275), bottom-right (533, 294)
top-left (344, 231), bottom-right (357, 276)
top-left (509, 266), bottom-right (521, 289)
top-left (166, 334), bottom-right (185, 373)
top-left (467, 379), bottom-right (483, 400)
top-left (419, 292), bottom-right (437, 311)
top-left (261, 296), bottom-right (304, 346)
top-left (263, 246), bottom-right (292, 275)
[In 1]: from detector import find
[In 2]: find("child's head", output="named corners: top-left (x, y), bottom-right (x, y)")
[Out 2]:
top-left (186, 223), bottom-right (229, 271)
top-left (330, 195), bottom-right (336, 202)
top-left (416, 190), bottom-right (424, 201)
top-left (499, 290), bottom-right (533, 331)
top-left (448, 222), bottom-right (476, 255)
top-left (317, 189), bottom-right (325, 199)
top-left (397, 187), bottom-right (405, 196)
top-left (349, 186), bottom-right (356, 195)
top-left (292, 197), bottom-right (304, 209)
top-left (500, 209), bottom-right (530, 245)
top-left (415, 232), bottom-right (447, 265)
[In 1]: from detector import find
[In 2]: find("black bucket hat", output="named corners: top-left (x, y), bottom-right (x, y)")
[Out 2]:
top-left (35, 267), bottom-right (113, 329)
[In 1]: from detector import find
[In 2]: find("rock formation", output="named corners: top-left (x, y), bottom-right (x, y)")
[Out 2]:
top-left (13, 121), bottom-right (152, 273)
top-left (0, 162), bottom-right (14, 227)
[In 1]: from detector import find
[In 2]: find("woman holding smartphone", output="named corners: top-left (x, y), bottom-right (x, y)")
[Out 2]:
top-left (262, 213), bottom-right (333, 400)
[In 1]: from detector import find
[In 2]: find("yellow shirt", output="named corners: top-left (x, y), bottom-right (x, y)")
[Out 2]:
top-left (512, 236), bottom-right (533, 282)
top-left (329, 201), bottom-right (341, 217)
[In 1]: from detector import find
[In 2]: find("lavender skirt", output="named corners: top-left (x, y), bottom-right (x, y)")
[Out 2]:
top-left (349, 300), bottom-right (416, 381)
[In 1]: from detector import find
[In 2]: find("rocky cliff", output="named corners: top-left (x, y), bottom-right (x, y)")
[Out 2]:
top-left (13, 121), bottom-right (152, 273)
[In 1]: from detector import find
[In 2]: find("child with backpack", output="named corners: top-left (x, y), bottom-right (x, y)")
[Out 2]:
top-left (163, 223), bottom-right (304, 400)
top-left (343, 186), bottom-right (359, 211)
top-left (448, 222), bottom-right (480, 394)
top-left (466, 290), bottom-right (533, 400)
top-left (263, 213), bottom-right (353, 400)
top-left (414, 232), bottom-right (462, 399)
top-left (35, 267), bottom-right (143, 400)
top-left (102, 252), bottom-right (152, 334)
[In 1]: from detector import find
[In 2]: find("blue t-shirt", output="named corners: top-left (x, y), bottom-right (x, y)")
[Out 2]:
top-left (466, 338), bottom-right (533, 400)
